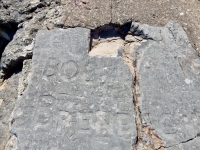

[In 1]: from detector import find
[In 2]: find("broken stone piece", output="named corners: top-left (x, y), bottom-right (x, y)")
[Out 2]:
top-left (125, 35), bottom-right (137, 42)
top-left (89, 38), bottom-right (124, 57)
top-left (12, 28), bottom-right (136, 150)
top-left (132, 21), bottom-right (200, 147)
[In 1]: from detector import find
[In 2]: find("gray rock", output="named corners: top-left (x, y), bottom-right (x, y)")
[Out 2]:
top-left (18, 59), bottom-right (32, 98)
top-left (0, 59), bottom-right (31, 150)
top-left (12, 28), bottom-right (137, 150)
top-left (2, 0), bottom-right (200, 76)
top-left (131, 22), bottom-right (163, 41)
top-left (1, 28), bottom-right (34, 72)
top-left (132, 21), bottom-right (200, 147)
top-left (0, 74), bottom-right (19, 150)
top-left (0, 1), bottom-right (64, 73)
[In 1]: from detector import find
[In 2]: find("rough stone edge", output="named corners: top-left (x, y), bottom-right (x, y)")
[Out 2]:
top-left (5, 59), bottom-right (32, 150)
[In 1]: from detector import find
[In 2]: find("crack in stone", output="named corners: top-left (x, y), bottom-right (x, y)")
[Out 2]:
top-left (89, 24), bottom-right (167, 149)
top-left (122, 35), bottom-right (165, 150)
top-left (160, 134), bottom-right (200, 149)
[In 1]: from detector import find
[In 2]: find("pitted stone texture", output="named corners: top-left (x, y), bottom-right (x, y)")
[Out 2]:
top-left (12, 28), bottom-right (136, 150)
top-left (133, 21), bottom-right (200, 147)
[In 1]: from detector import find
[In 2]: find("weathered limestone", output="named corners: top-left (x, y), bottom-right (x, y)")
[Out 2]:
top-left (12, 28), bottom-right (136, 150)
top-left (132, 21), bottom-right (200, 148)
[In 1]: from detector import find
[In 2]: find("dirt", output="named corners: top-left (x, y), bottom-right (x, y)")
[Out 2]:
top-left (62, 0), bottom-right (200, 54)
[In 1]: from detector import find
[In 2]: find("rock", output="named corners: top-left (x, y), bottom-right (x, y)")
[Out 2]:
top-left (0, 1), bottom-right (64, 74)
top-left (18, 59), bottom-right (32, 98)
top-left (131, 21), bottom-right (200, 147)
top-left (12, 28), bottom-right (137, 150)
top-left (125, 35), bottom-right (137, 42)
top-left (130, 22), bottom-right (163, 41)
top-left (1, 28), bottom-right (34, 73)
top-left (0, 74), bottom-right (19, 150)
top-left (89, 38), bottom-right (124, 57)
top-left (1, 0), bottom-right (200, 76)
top-left (0, 59), bottom-right (31, 150)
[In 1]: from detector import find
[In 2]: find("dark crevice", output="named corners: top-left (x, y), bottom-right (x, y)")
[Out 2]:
top-left (0, 22), bottom-right (19, 80)
top-left (0, 22), bottom-right (18, 60)
top-left (3, 59), bottom-right (23, 80)
top-left (160, 134), bottom-right (199, 149)
top-left (89, 22), bottom-right (132, 52)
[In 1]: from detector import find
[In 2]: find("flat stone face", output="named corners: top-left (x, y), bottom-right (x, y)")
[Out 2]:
top-left (12, 28), bottom-right (136, 150)
top-left (134, 22), bottom-right (200, 147)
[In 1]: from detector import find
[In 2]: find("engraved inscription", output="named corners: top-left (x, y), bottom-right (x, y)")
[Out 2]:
top-left (61, 60), bottom-right (79, 79)
top-left (12, 28), bottom-right (136, 150)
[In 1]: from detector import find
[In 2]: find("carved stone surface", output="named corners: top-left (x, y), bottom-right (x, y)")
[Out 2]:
top-left (133, 21), bottom-right (200, 147)
top-left (12, 28), bottom-right (136, 150)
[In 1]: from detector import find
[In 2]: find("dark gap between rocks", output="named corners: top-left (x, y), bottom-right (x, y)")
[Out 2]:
top-left (0, 22), bottom-right (19, 79)
top-left (89, 22), bottom-right (132, 52)
top-left (2, 59), bottom-right (23, 80)
top-left (0, 22), bottom-right (18, 59)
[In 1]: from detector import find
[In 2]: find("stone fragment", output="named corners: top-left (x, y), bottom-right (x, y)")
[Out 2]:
top-left (132, 21), bottom-right (200, 147)
top-left (89, 38), bottom-right (124, 57)
top-left (1, 28), bottom-right (34, 73)
top-left (125, 35), bottom-right (137, 43)
top-left (12, 28), bottom-right (136, 150)
top-left (18, 59), bottom-right (32, 98)
top-left (0, 74), bottom-right (19, 150)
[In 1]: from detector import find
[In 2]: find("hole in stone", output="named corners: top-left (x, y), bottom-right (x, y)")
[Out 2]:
top-left (89, 22), bottom-right (132, 57)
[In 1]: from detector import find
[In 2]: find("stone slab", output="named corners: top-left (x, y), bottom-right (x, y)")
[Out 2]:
top-left (132, 21), bottom-right (200, 147)
top-left (12, 28), bottom-right (136, 150)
